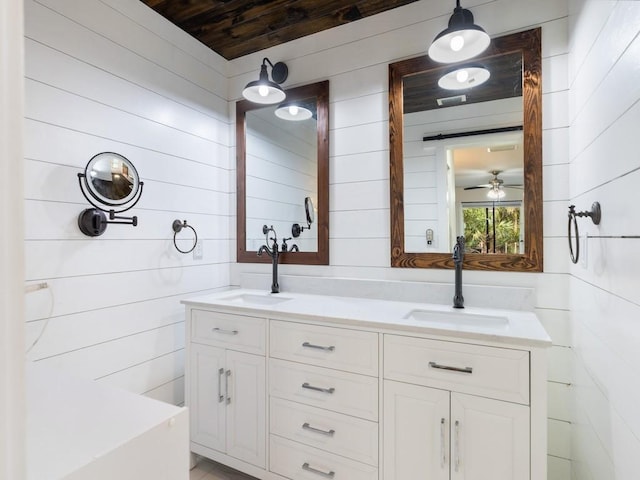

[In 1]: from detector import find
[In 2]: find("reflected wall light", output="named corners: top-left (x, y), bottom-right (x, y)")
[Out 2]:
top-left (438, 65), bottom-right (490, 90)
top-left (242, 58), bottom-right (288, 104)
top-left (275, 102), bottom-right (313, 121)
top-left (428, 0), bottom-right (490, 63)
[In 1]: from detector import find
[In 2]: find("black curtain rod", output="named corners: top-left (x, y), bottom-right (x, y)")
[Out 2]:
top-left (422, 125), bottom-right (523, 142)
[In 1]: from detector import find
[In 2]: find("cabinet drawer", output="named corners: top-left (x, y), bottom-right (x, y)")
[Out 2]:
top-left (270, 435), bottom-right (378, 480)
top-left (270, 397), bottom-right (378, 466)
top-left (270, 320), bottom-right (378, 376)
top-left (191, 310), bottom-right (265, 355)
top-left (384, 335), bottom-right (529, 404)
top-left (269, 359), bottom-right (378, 421)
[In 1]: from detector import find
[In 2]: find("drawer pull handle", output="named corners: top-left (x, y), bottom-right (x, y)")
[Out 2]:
top-left (302, 382), bottom-right (335, 394)
top-left (454, 420), bottom-right (461, 472)
top-left (302, 422), bottom-right (336, 436)
top-left (212, 327), bottom-right (238, 335)
top-left (217, 368), bottom-right (224, 403)
top-left (440, 417), bottom-right (446, 468)
top-left (302, 462), bottom-right (335, 478)
top-left (302, 341), bottom-right (335, 352)
top-left (429, 361), bottom-right (473, 374)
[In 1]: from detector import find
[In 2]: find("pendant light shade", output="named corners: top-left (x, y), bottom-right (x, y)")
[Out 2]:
top-left (428, 0), bottom-right (490, 64)
top-left (275, 103), bottom-right (313, 121)
top-left (242, 58), bottom-right (288, 104)
top-left (438, 65), bottom-right (490, 90)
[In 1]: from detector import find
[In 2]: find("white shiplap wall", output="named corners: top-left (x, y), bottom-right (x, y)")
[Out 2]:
top-left (567, 1), bottom-right (640, 479)
top-left (23, 0), bottom-right (232, 405)
top-left (229, 0), bottom-right (572, 476)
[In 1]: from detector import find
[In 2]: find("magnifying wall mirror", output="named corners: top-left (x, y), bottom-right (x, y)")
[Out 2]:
top-left (84, 152), bottom-right (140, 205)
top-left (77, 152), bottom-right (143, 237)
top-left (237, 81), bottom-right (329, 265)
top-left (389, 28), bottom-right (542, 272)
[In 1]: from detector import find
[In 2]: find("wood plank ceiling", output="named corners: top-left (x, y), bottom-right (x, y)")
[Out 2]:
top-left (139, 0), bottom-right (421, 60)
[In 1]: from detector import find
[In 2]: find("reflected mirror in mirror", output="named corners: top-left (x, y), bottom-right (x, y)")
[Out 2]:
top-left (305, 196), bottom-right (315, 225)
top-left (85, 152), bottom-right (140, 205)
top-left (237, 80), bottom-right (329, 265)
top-left (390, 28), bottom-right (542, 272)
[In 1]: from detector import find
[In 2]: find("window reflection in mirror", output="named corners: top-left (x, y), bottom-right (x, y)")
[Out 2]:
top-left (389, 28), bottom-right (542, 272)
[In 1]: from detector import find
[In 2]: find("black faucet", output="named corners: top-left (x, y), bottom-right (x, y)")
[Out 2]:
top-left (257, 225), bottom-right (281, 293)
top-left (452, 236), bottom-right (465, 309)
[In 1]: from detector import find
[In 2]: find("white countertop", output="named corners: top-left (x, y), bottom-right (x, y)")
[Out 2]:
top-left (182, 289), bottom-right (551, 348)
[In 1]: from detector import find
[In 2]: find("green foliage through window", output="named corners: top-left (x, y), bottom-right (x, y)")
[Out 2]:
top-left (462, 205), bottom-right (521, 254)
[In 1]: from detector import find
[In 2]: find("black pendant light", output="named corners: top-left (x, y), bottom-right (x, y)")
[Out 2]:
top-left (428, 0), bottom-right (490, 64)
top-left (242, 58), bottom-right (288, 104)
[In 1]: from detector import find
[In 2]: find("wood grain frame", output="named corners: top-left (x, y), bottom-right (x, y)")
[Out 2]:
top-left (236, 80), bottom-right (329, 265)
top-left (389, 28), bottom-right (543, 272)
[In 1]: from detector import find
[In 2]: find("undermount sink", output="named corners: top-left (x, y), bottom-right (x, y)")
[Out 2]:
top-left (403, 309), bottom-right (509, 329)
top-left (219, 293), bottom-right (292, 306)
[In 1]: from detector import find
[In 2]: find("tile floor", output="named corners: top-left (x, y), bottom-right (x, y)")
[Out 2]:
top-left (190, 459), bottom-right (257, 480)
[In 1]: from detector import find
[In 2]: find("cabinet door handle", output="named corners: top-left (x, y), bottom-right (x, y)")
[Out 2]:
top-left (212, 327), bottom-right (238, 335)
top-left (225, 369), bottom-right (231, 405)
top-left (302, 422), bottom-right (336, 437)
top-left (302, 462), bottom-right (335, 478)
top-left (302, 341), bottom-right (335, 352)
top-left (429, 361), bottom-right (473, 374)
top-left (440, 417), bottom-right (446, 468)
top-left (454, 420), bottom-right (460, 472)
top-left (302, 382), bottom-right (335, 394)
top-left (217, 368), bottom-right (225, 403)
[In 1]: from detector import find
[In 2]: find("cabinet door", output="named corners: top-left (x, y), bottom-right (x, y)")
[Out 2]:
top-left (225, 350), bottom-right (266, 468)
top-left (450, 393), bottom-right (530, 480)
top-left (190, 344), bottom-right (226, 452)
top-left (383, 380), bottom-right (449, 480)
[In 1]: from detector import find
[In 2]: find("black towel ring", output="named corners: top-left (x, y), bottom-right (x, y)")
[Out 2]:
top-left (568, 202), bottom-right (601, 264)
top-left (172, 219), bottom-right (198, 254)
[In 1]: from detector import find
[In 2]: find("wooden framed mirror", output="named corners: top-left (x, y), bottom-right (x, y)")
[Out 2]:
top-left (389, 28), bottom-right (542, 272)
top-left (237, 80), bottom-right (329, 265)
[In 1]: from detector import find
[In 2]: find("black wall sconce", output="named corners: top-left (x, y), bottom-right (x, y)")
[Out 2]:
top-left (77, 152), bottom-right (144, 237)
top-left (242, 57), bottom-right (288, 105)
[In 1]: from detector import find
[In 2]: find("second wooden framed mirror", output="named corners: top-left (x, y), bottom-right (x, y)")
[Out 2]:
top-left (389, 28), bottom-right (542, 272)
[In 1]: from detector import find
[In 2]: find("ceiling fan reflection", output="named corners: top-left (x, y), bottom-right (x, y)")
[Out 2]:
top-left (463, 170), bottom-right (523, 192)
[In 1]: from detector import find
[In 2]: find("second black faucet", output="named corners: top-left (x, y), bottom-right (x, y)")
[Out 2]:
top-left (453, 235), bottom-right (465, 309)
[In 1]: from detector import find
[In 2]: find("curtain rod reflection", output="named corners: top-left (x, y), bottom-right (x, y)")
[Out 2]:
top-left (422, 125), bottom-right (522, 142)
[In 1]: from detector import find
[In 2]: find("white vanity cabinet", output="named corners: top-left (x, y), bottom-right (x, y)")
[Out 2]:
top-left (186, 309), bottom-right (266, 470)
top-left (183, 290), bottom-right (550, 480)
top-left (384, 334), bottom-right (531, 480)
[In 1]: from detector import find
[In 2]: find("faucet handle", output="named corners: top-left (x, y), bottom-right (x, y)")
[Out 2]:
top-left (281, 237), bottom-right (292, 252)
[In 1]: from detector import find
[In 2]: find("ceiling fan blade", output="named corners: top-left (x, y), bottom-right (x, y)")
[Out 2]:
top-left (464, 184), bottom-right (492, 190)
